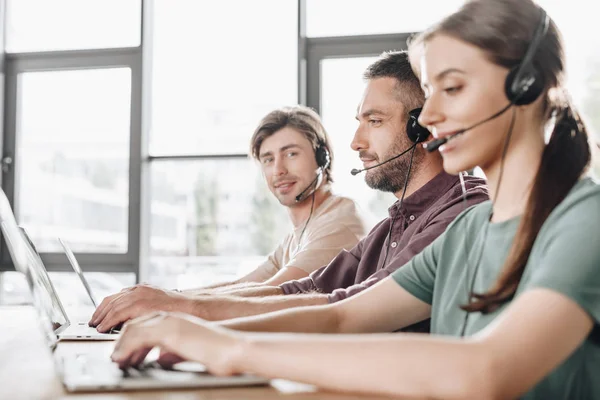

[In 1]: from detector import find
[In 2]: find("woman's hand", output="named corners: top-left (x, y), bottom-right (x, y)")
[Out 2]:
top-left (110, 311), bottom-right (243, 376)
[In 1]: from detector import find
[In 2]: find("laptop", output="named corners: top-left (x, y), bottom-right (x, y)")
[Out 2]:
top-left (58, 237), bottom-right (99, 308)
top-left (0, 187), bottom-right (116, 340)
top-left (19, 227), bottom-right (118, 341)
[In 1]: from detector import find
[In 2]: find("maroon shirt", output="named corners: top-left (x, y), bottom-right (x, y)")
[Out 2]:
top-left (280, 172), bottom-right (488, 331)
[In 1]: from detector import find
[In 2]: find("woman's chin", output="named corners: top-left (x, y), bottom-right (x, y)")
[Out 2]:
top-left (442, 158), bottom-right (475, 175)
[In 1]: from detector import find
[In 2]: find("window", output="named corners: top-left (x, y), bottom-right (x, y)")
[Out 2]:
top-left (149, 0), bottom-right (298, 156)
top-left (148, 159), bottom-right (290, 289)
top-left (306, 0), bottom-right (464, 38)
top-left (0, 270), bottom-right (134, 306)
top-left (144, 1), bottom-right (298, 287)
top-left (5, 0), bottom-right (141, 53)
top-left (16, 68), bottom-right (132, 253)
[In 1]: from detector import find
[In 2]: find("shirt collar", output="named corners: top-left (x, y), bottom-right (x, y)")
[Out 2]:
top-left (387, 172), bottom-right (460, 218)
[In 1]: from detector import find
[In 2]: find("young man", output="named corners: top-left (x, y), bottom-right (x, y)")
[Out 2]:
top-left (91, 51), bottom-right (488, 333)
top-left (193, 106), bottom-right (368, 290)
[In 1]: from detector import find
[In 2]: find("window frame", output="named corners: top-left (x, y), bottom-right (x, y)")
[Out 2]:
top-left (0, 11), bottom-right (144, 276)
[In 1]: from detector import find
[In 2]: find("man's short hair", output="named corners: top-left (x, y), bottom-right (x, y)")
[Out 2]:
top-left (363, 50), bottom-right (425, 112)
top-left (250, 106), bottom-right (334, 183)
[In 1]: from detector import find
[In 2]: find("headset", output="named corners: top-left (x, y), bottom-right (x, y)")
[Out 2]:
top-left (293, 141), bottom-right (331, 252)
top-left (424, 9), bottom-right (549, 153)
top-left (459, 7), bottom-right (549, 337)
top-left (295, 142), bottom-right (331, 203)
top-left (504, 8), bottom-right (549, 106)
top-left (350, 107), bottom-right (429, 176)
top-left (406, 107), bottom-right (431, 144)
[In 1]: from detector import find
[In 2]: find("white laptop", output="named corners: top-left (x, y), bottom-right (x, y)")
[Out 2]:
top-left (58, 237), bottom-right (100, 308)
top-left (56, 351), bottom-right (270, 392)
top-left (0, 187), bottom-right (116, 340)
top-left (18, 227), bottom-right (118, 341)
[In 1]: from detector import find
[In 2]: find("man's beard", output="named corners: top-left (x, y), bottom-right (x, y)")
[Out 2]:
top-left (364, 141), bottom-right (422, 193)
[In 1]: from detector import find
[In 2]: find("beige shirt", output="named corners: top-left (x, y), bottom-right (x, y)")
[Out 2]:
top-left (254, 194), bottom-right (368, 280)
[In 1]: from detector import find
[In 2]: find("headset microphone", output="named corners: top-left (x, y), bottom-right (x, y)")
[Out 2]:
top-left (423, 102), bottom-right (513, 153)
top-left (350, 145), bottom-right (416, 175)
top-left (295, 144), bottom-right (330, 203)
top-left (295, 169), bottom-right (323, 202)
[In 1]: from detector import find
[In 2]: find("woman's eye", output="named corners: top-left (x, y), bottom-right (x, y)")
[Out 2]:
top-left (444, 86), bottom-right (462, 95)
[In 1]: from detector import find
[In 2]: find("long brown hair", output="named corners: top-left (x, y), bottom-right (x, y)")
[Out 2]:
top-left (414, 0), bottom-right (592, 313)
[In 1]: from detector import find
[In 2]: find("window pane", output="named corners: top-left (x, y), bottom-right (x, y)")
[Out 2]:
top-left (5, 0), bottom-right (141, 52)
top-left (148, 159), bottom-right (291, 289)
top-left (0, 271), bottom-right (134, 306)
top-left (321, 57), bottom-right (396, 221)
top-left (149, 0), bottom-right (297, 156)
top-left (49, 272), bottom-right (134, 307)
top-left (306, 0), bottom-right (464, 37)
top-left (16, 68), bottom-right (131, 253)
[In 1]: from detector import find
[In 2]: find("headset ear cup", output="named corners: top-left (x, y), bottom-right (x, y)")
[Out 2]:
top-left (504, 66), bottom-right (545, 106)
top-left (315, 145), bottom-right (330, 168)
top-left (406, 108), bottom-right (430, 143)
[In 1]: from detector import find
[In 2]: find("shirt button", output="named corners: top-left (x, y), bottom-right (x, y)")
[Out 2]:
top-left (409, 215), bottom-right (415, 221)
top-left (390, 242), bottom-right (398, 248)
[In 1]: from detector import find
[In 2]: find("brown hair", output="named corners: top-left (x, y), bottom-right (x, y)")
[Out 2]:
top-left (413, 0), bottom-right (592, 312)
top-left (250, 106), bottom-right (333, 183)
top-left (363, 50), bottom-right (425, 113)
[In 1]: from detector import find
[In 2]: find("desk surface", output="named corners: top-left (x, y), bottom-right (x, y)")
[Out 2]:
top-left (0, 306), bottom-right (388, 400)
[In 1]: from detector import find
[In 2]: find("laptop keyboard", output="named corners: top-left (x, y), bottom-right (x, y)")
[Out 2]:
top-left (61, 353), bottom-right (213, 386)
top-left (59, 353), bottom-right (269, 391)
top-left (64, 322), bottom-right (117, 336)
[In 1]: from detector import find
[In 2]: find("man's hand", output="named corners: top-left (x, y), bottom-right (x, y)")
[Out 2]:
top-left (110, 312), bottom-right (243, 376)
top-left (89, 284), bottom-right (193, 333)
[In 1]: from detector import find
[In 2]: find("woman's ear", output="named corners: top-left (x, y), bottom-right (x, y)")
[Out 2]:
top-left (407, 34), bottom-right (425, 80)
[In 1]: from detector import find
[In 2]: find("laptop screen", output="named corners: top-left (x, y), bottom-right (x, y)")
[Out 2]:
top-left (59, 238), bottom-right (98, 308)
top-left (18, 227), bottom-right (70, 337)
top-left (0, 188), bottom-right (70, 339)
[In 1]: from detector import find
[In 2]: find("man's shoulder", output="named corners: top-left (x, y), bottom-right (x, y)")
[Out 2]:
top-left (423, 175), bottom-right (488, 222)
top-left (317, 194), bottom-right (363, 222)
top-left (309, 194), bottom-right (370, 237)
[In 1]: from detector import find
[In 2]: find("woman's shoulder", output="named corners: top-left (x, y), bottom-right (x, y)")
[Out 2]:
top-left (541, 176), bottom-right (600, 234)
top-left (448, 200), bottom-right (492, 227)
top-left (550, 176), bottom-right (600, 219)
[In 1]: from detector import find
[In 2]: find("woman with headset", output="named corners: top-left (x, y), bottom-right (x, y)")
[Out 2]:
top-left (111, 0), bottom-right (600, 398)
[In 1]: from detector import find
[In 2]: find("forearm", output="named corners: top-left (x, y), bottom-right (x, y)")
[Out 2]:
top-left (192, 293), bottom-right (329, 322)
top-left (218, 298), bottom-right (335, 333)
top-left (186, 281), bottom-right (266, 296)
top-left (216, 285), bottom-right (283, 298)
top-left (233, 334), bottom-right (491, 400)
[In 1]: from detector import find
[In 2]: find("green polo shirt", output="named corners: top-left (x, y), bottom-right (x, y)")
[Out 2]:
top-left (393, 176), bottom-right (600, 399)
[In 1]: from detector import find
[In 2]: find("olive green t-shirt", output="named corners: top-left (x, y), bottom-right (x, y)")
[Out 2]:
top-left (392, 177), bottom-right (600, 400)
